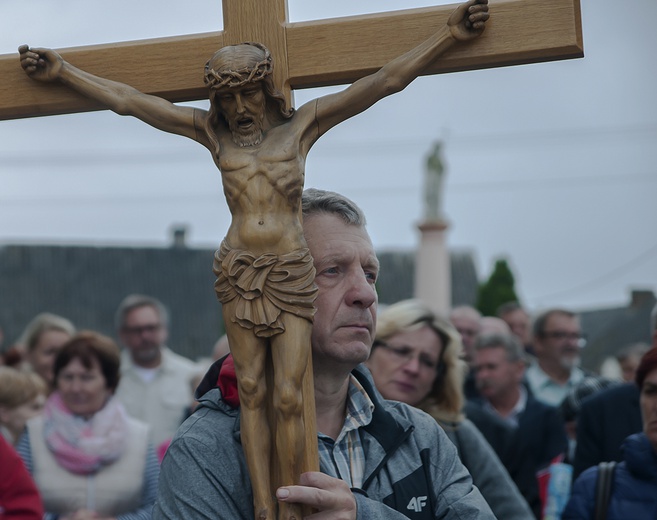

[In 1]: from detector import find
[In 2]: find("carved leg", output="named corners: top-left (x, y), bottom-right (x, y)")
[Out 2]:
top-left (226, 319), bottom-right (274, 519)
top-left (271, 313), bottom-right (314, 520)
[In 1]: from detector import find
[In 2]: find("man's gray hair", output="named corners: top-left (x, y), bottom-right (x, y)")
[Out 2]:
top-left (115, 294), bottom-right (169, 331)
top-left (474, 333), bottom-right (526, 363)
top-left (651, 302), bottom-right (657, 334)
top-left (496, 300), bottom-right (523, 317)
top-left (301, 188), bottom-right (366, 226)
top-left (532, 308), bottom-right (576, 338)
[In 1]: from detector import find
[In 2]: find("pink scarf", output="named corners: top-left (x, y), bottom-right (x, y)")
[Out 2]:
top-left (43, 392), bottom-right (129, 475)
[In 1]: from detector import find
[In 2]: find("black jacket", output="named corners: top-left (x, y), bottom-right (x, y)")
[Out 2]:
top-left (572, 383), bottom-right (642, 479)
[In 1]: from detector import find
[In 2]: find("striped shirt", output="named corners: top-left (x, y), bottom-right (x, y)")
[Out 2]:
top-left (317, 374), bottom-right (374, 489)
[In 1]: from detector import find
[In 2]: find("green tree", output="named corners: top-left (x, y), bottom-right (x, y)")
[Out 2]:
top-left (476, 258), bottom-right (520, 316)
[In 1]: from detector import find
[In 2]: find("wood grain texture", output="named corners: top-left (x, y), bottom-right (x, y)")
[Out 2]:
top-left (1, 32), bottom-right (223, 119)
top-left (222, 0), bottom-right (292, 105)
top-left (0, 0), bottom-right (581, 120)
top-left (285, 0), bottom-right (583, 87)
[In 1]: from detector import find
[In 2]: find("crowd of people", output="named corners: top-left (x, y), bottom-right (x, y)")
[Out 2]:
top-left (0, 188), bottom-right (655, 520)
top-left (8, 0), bottom-right (657, 516)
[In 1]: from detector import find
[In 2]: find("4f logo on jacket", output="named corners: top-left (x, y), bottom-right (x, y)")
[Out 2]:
top-left (407, 496), bottom-right (428, 513)
top-left (382, 459), bottom-right (434, 518)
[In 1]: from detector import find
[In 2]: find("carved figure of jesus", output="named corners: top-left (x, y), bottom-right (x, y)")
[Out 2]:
top-left (19, 2), bottom-right (488, 519)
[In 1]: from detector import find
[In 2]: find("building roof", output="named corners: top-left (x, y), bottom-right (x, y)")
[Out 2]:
top-left (3, 242), bottom-right (651, 369)
top-left (0, 243), bottom-right (479, 361)
top-left (579, 290), bottom-right (656, 372)
top-left (0, 243), bottom-right (221, 361)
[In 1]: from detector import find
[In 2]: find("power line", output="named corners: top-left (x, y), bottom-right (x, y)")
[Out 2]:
top-left (1, 169), bottom-right (655, 207)
top-left (1, 123), bottom-right (656, 164)
top-left (327, 123), bottom-right (657, 150)
top-left (447, 172), bottom-right (657, 193)
top-left (533, 242), bottom-right (657, 301)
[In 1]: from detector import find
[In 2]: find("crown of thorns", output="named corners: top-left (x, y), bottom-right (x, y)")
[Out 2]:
top-left (204, 43), bottom-right (273, 90)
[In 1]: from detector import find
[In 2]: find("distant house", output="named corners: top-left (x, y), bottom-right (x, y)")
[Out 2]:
top-left (376, 248), bottom-right (479, 308)
top-left (579, 289), bottom-right (656, 373)
top-left (0, 239), bottom-right (479, 361)
top-left (0, 242), bottom-right (221, 361)
top-left (3, 237), bottom-right (652, 369)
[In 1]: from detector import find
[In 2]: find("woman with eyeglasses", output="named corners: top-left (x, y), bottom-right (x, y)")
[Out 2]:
top-left (366, 299), bottom-right (533, 519)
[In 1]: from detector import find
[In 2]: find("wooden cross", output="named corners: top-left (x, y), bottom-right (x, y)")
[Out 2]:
top-left (0, 0), bottom-right (582, 120)
top-left (0, 0), bottom-right (583, 515)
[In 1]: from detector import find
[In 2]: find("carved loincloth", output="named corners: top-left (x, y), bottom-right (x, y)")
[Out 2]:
top-left (213, 241), bottom-right (317, 338)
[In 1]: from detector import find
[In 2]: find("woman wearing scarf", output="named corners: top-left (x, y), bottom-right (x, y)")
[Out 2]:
top-left (366, 299), bottom-right (533, 519)
top-left (16, 331), bottom-right (159, 520)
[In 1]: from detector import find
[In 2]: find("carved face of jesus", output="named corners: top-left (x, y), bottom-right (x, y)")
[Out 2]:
top-left (217, 83), bottom-right (267, 147)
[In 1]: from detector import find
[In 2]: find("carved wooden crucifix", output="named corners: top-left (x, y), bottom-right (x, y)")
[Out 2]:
top-left (0, 0), bottom-right (582, 119)
top-left (0, 1), bottom-right (582, 518)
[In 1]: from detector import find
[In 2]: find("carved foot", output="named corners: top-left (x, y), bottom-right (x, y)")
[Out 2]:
top-left (256, 506), bottom-right (274, 520)
top-left (254, 491), bottom-right (276, 520)
top-left (278, 502), bottom-right (302, 520)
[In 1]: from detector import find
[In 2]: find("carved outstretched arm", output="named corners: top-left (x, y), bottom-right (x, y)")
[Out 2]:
top-left (19, 45), bottom-right (198, 141)
top-left (305, 0), bottom-right (488, 143)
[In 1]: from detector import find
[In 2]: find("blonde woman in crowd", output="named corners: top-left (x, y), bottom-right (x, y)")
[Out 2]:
top-left (366, 299), bottom-right (533, 519)
top-left (0, 367), bottom-right (47, 445)
top-left (19, 312), bottom-right (75, 389)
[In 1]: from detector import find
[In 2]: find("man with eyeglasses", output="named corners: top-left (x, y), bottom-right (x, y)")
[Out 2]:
top-left (115, 294), bottom-right (198, 447)
top-left (525, 308), bottom-right (587, 407)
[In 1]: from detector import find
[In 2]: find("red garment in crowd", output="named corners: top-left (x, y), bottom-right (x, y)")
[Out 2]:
top-left (216, 354), bottom-right (240, 408)
top-left (0, 436), bottom-right (43, 520)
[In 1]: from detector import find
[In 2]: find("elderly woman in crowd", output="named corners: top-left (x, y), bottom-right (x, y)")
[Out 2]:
top-left (366, 299), bottom-right (533, 519)
top-left (563, 346), bottom-right (657, 519)
top-left (0, 367), bottom-right (47, 445)
top-left (19, 312), bottom-right (75, 389)
top-left (17, 331), bottom-right (158, 520)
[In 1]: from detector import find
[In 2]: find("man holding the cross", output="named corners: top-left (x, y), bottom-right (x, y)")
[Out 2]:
top-left (20, 1), bottom-right (489, 518)
top-left (155, 188), bottom-right (495, 519)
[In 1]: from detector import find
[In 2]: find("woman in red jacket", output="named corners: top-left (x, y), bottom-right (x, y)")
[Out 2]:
top-left (0, 435), bottom-right (43, 520)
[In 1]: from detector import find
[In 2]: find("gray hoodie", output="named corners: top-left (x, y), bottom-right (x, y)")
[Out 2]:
top-left (154, 360), bottom-right (496, 519)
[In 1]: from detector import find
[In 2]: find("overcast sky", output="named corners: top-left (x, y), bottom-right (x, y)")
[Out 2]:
top-left (1, 0), bottom-right (656, 314)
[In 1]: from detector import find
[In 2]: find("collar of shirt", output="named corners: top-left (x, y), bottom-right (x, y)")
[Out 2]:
top-left (526, 361), bottom-right (585, 406)
top-left (122, 346), bottom-right (173, 375)
top-left (317, 374), bottom-right (374, 489)
top-left (484, 385), bottom-right (528, 428)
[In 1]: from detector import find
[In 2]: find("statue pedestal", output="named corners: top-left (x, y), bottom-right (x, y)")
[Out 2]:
top-left (414, 219), bottom-right (451, 316)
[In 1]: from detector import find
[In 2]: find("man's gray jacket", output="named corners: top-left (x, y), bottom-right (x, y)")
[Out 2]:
top-left (154, 359), bottom-right (496, 519)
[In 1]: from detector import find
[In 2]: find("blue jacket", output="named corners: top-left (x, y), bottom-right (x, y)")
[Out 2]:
top-left (562, 433), bottom-right (657, 519)
top-left (154, 359), bottom-right (495, 519)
